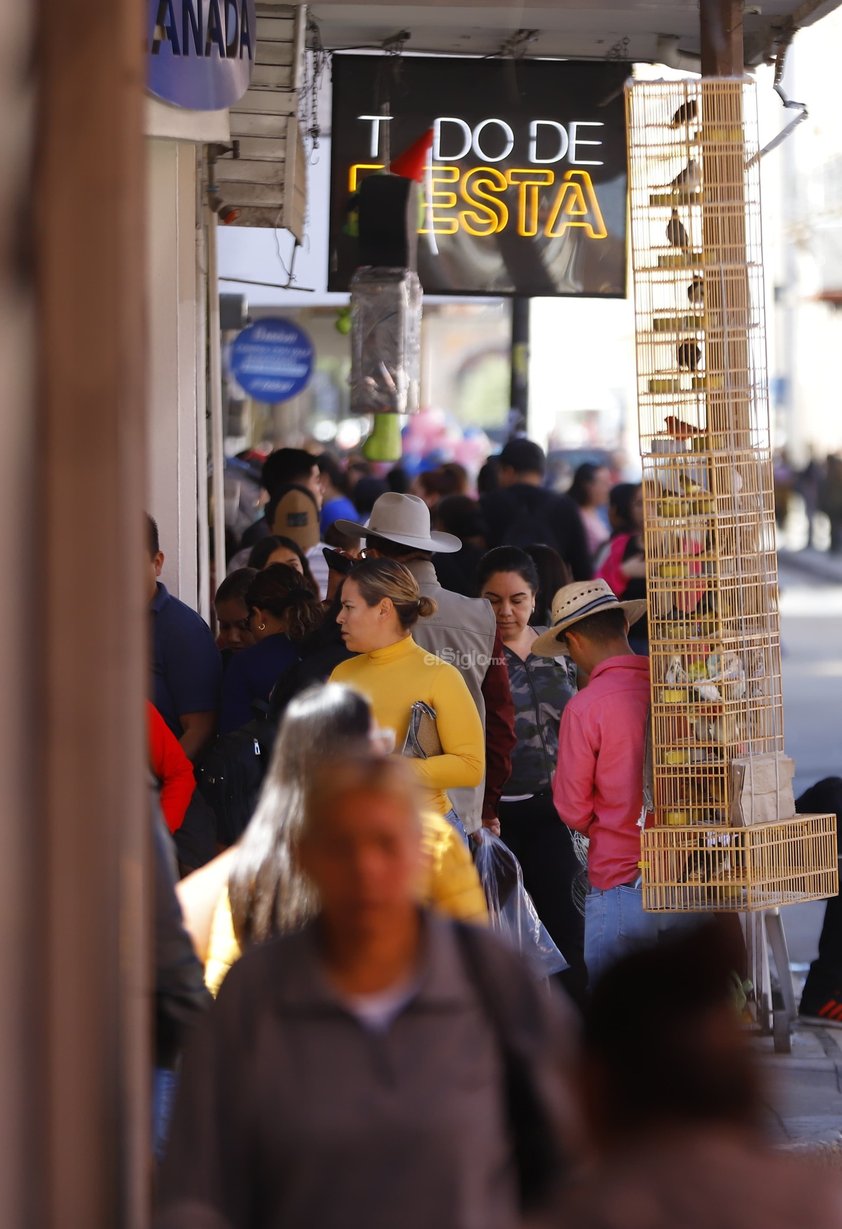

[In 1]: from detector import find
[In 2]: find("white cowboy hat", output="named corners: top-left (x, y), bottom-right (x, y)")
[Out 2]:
top-left (531, 578), bottom-right (647, 657)
top-left (335, 492), bottom-right (461, 554)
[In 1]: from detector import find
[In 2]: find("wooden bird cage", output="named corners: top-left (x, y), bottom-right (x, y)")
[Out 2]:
top-left (641, 814), bottom-right (838, 914)
top-left (625, 77), bottom-right (837, 912)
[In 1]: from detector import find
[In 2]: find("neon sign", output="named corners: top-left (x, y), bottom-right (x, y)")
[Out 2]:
top-left (348, 163), bottom-right (607, 241)
top-left (329, 56), bottom-right (628, 298)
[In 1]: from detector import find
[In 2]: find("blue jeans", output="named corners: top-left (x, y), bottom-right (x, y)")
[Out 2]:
top-left (152, 1066), bottom-right (178, 1162)
top-left (443, 808), bottom-right (469, 845)
top-left (585, 884), bottom-right (696, 986)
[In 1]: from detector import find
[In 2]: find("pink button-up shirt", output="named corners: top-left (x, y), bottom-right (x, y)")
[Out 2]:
top-left (553, 655), bottom-right (651, 891)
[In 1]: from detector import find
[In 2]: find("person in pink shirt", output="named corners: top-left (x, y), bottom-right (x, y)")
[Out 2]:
top-left (533, 579), bottom-right (691, 985)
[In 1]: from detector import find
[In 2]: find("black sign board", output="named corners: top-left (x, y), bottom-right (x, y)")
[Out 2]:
top-left (328, 56), bottom-right (628, 298)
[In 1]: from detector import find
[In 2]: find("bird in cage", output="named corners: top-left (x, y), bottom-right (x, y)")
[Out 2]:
top-left (666, 209), bottom-right (690, 249)
top-left (665, 414), bottom-right (706, 440)
top-left (677, 340), bottom-right (702, 371)
top-left (670, 98), bottom-right (698, 127)
top-left (671, 159), bottom-right (701, 190)
top-left (687, 276), bottom-right (704, 305)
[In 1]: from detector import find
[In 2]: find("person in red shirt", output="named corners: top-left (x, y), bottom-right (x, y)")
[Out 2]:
top-left (148, 701), bottom-right (196, 833)
top-left (533, 580), bottom-right (693, 985)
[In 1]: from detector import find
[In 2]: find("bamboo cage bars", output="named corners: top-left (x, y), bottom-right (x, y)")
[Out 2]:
top-left (625, 77), bottom-right (837, 913)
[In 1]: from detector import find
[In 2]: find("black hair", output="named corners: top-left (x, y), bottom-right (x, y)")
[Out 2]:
top-left (416, 463), bottom-right (468, 501)
top-left (386, 464), bottom-right (409, 494)
top-left (147, 513), bottom-right (160, 559)
top-left (215, 567), bottom-right (257, 605)
top-left (317, 452), bottom-right (351, 497)
top-left (261, 448), bottom-right (316, 497)
top-left (246, 563), bottom-right (323, 642)
top-left (364, 534), bottom-right (433, 564)
top-left (569, 462), bottom-right (608, 507)
top-left (498, 438), bottom-right (546, 478)
top-left (246, 535), bottom-right (318, 597)
top-left (475, 546), bottom-right (540, 595)
top-left (353, 476), bottom-right (389, 516)
top-left (609, 482), bottom-right (642, 535)
top-left (524, 544), bottom-right (572, 626)
top-left (569, 606), bottom-right (628, 644)
top-left (583, 921), bottom-right (761, 1135)
top-left (433, 494), bottom-right (487, 543)
top-left (477, 457), bottom-right (500, 495)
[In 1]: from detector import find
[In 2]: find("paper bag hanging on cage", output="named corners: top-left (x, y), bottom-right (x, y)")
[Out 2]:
top-left (729, 753), bottom-right (795, 827)
top-left (349, 267), bottom-right (422, 415)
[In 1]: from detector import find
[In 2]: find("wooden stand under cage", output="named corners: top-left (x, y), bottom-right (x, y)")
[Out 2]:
top-left (625, 77), bottom-right (837, 1044)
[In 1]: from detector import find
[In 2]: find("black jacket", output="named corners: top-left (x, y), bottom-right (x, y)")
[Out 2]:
top-left (480, 484), bottom-right (592, 580)
top-left (153, 805), bottom-right (212, 1068)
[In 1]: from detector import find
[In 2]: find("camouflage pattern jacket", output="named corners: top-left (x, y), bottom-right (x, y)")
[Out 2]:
top-left (503, 634), bottom-right (576, 796)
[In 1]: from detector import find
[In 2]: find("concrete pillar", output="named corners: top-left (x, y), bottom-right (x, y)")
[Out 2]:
top-left (0, 3), bottom-right (36, 1223)
top-left (146, 138), bottom-right (202, 610)
top-left (35, 0), bottom-right (149, 1224)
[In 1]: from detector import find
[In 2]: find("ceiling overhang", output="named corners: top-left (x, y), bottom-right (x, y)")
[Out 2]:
top-left (300, 0), bottom-right (842, 67)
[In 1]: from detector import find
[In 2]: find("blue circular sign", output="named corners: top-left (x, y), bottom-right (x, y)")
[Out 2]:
top-left (229, 318), bottom-right (315, 403)
top-left (147, 0), bottom-right (257, 112)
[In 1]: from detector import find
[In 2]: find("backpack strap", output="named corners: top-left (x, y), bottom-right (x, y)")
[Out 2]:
top-left (453, 924), bottom-right (562, 1213)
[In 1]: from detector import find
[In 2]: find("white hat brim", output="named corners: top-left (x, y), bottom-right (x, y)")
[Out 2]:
top-left (531, 598), bottom-right (648, 657)
top-left (333, 518), bottom-right (462, 554)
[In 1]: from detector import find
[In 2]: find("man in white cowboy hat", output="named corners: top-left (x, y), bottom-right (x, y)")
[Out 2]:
top-left (533, 579), bottom-right (687, 983)
top-left (336, 493), bottom-right (516, 835)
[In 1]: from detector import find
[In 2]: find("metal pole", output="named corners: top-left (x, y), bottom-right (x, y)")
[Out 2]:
top-left (196, 176), bottom-right (212, 623)
top-left (509, 296), bottom-right (530, 436)
top-left (207, 206), bottom-right (228, 602)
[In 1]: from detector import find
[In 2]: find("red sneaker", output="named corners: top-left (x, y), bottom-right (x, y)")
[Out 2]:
top-left (799, 991), bottom-right (842, 1029)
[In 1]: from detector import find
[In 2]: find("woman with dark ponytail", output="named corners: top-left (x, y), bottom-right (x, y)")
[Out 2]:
top-left (219, 564), bottom-right (323, 733)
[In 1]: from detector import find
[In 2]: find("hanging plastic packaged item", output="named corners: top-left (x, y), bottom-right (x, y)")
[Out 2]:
top-left (473, 830), bottom-right (569, 979)
top-left (349, 266), bottom-right (422, 415)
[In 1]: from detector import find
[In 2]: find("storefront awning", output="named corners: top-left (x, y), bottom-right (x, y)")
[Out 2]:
top-left (300, 0), bottom-right (842, 66)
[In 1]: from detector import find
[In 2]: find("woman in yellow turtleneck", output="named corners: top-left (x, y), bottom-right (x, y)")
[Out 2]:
top-left (330, 558), bottom-right (484, 823)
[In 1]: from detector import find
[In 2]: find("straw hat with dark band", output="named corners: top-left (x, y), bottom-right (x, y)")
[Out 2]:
top-left (531, 579), bottom-right (647, 657)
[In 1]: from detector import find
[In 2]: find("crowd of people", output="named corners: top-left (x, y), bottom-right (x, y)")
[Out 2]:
top-left (148, 439), bottom-right (842, 1228)
top-left (774, 449), bottom-right (842, 552)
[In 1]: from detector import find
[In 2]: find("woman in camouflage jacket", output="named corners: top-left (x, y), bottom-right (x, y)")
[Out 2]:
top-left (477, 546), bottom-right (587, 1006)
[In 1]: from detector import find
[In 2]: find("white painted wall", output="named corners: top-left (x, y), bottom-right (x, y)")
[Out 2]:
top-left (146, 138), bottom-right (202, 610)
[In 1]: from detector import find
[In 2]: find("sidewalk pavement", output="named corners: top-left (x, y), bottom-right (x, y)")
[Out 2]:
top-left (779, 548), bottom-right (842, 586)
top-left (764, 552), bottom-right (842, 1156)
top-left (756, 1021), bottom-right (842, 1153)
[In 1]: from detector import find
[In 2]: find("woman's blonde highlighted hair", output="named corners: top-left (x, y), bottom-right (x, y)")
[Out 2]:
top-left (350, 557), bottom-right (437, 629)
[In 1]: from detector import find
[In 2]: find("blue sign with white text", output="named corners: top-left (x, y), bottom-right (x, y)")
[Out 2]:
top-left (230, 319), bottom-right (315, 403)
top-left (147, 0), bottom-right (257, 112)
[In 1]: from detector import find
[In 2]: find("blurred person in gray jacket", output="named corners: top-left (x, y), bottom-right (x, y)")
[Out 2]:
top-left (157, 756), bottom-right (577, 1229)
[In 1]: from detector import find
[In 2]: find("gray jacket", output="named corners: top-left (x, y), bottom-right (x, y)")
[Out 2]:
top-left (405, 559), bottom-right (498, 831)
top-left (157, 913), bottom-right (574, 1229)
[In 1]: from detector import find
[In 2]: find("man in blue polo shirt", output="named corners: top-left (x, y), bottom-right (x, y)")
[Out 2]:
top-left (148, 515), bottom-right (222, 759)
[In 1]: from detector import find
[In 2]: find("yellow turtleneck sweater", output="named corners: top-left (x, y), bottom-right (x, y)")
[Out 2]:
top-left (329, 635), bottom-right (485, 816)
